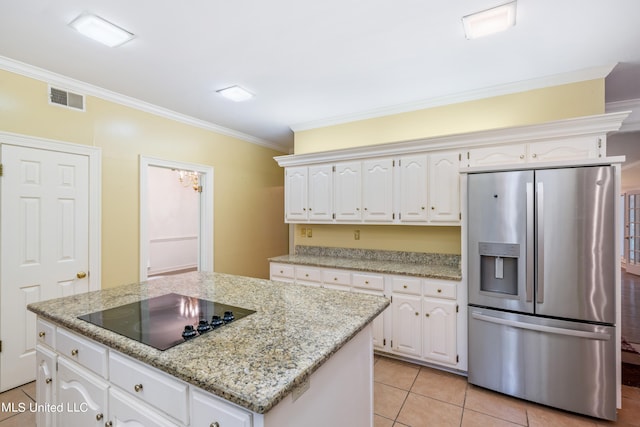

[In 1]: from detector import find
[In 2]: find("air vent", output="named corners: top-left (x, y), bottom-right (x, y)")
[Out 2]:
top-left (49, 86), bottom-right (85, 111)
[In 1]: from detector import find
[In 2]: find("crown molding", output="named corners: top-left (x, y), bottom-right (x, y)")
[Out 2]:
top-left (290, 64), bottom-right (617, 132)
top-left (276, 111), bottom-right (630, 167)
top-left (606, 98), bottom-right (640, 133)
top-left (0, 55), bottom-right (288, 152)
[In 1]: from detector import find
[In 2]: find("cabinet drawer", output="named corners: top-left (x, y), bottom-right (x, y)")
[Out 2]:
top-left (295, 266), bottom-right (322, 284)
top-left (37, 318), bottom-right (56, 349)
top-left (392, 276), bottom-right (421, 295)
top-left (270, 263), bottom-right (295, 282)
top-left (322, 269), bottom-right (351, 286)
top-left (109, 351), bottom-right (189, 425)
top-left (191, 388), bottom-right (252, 427)
top-left (56, 328), bottom-right (108, 377)
top-left (352, 273), bottom-right (384, 291)
top-left (423, 280), bottom-right (457, 300)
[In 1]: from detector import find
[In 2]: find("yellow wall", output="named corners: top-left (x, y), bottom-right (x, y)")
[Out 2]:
top-left (293, 79), bottom-right (605, 254)
top-left (294, 79), bottom-right (605, 154)
top-left (0, 69), bottom-right (288, 287)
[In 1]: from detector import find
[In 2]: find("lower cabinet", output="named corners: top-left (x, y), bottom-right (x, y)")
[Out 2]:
top-left (269, 262), bottom-right (460, 369)
top-left (56, 357), bottom-right (108, 427)
top-left (35, 319), bottom-right (254, 427)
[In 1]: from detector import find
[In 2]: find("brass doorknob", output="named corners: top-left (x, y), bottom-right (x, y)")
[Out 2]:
top-left (77, 272), bottom-right (87, 279)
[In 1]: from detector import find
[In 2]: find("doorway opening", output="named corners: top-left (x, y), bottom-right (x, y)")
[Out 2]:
top-left (139, 156), bottom-right (213, 281)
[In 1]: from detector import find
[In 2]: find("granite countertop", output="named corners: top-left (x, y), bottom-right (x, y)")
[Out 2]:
top-left (269, 246), bottom-right (462, 281)
top-left (27, 272), bottom-right (389, 414)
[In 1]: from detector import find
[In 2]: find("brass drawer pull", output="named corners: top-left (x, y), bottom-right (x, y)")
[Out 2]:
top-left (210, 423), bottom-right (220, 427)
top-left (71, 349), bottom-right (79, 356)
top-left (96, 413), bottom-right (103, 421)
top-left (45, 377), bottom-right (52, 384)
top-left (39, 331), bottom-right (46, 338)
top-left (134, 384), bottom-right (143, 392)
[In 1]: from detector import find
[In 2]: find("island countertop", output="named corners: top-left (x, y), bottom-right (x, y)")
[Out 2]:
top-left (27, 271), bottom-right (389, 414)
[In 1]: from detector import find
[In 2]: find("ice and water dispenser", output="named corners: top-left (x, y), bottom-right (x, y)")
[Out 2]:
top-left (478, 242), bottom-right (520, 296)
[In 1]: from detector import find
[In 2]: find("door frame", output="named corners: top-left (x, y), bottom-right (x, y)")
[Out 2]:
top-left (139, 156), bottom-right (213, 281)
top-left (0, 130), bottom-right (101, 291)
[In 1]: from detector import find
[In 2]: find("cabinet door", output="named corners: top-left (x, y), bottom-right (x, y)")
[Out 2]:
top-left (285, 167), bottom-right (308, 222)
top-left (57, 358), bottom-right (108, 427)
top-left (528, 137), bottom-right (600, 162)
top-left (191, 388), bottom-right (252, 427)
top-left (398, 154), bottom-right (428, 222)
top-left (422, 298), bottom-right (457, 365)
top-left (308, 165), bottom-right (333, 221)
top-left (391, 294), bottom-right (421, 357)
top-left (428, 151), bottom-right (460, 223)
top-left (354, 289), bottom-right (386, 350)
top-left (108, 387), bottom-right (180, 427)
top-left (36, 345), bottom-right (57, 427)
top-left (467, 144), bottom-right (527, 167)
top-left (362, 158), bottom-right (394, 222)
top-left (334, 161), bottom-right (362, 221)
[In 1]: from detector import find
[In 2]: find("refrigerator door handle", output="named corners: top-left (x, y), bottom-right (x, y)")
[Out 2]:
top-left (471, 312), bottom-right (611, 341)
top-left (526, 182), bottom-right (534, 302)
top-left (536, 181), bottom-right (544, 304)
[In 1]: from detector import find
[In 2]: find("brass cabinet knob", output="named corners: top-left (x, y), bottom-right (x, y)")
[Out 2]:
top-left (425, 313), bottom-right (430, 317)
top-left (421, 206), bottom-right (425, 210)
top-left (520, 154), bottom-right (525, 159)
top-left (415, 312), bottom-right (419, 316)
top-left (45, 378), bottom-right (52, 384)
top-left (403, 285), bottom-right (407, 289)
top-left (431, 206), bottom-right (435, 210)
top-left (365, 280), bottom-right (369, 285)
top-left (334, 277), bottom-right (338, 281)
top-left (71, 349), bottom-right (79, 356)
top-left (532, 153), bottom-right (537, 158)
top-left (210, 422), bottom-right (220, 427)
top-left (39, 331), bottom-right (46, 338)
top-left (437, 289), bottom-right (442, 293)
top-left (96, 413), bottom-right (103, 421)
top-left (134, 384), bottom-right (143, 392)
top-left (105, 422), bottom-right (113, 427)
top-left (77, 272), bottom-right (87, 279)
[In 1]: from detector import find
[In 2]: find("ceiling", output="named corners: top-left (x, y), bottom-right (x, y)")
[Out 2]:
top-left (1, 1), bottom-right (639, 152)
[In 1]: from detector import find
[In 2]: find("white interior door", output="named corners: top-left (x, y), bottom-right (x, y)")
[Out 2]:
top-left (625, 191), bottom-right (640, 276)
top-left (0, 144), bottom-right (90, 391)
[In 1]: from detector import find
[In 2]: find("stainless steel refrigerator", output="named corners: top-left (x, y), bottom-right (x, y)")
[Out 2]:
top-left (467, 166), bottom-right (617, 421)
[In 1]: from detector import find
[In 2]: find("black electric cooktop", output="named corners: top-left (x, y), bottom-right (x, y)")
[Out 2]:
top-left (78, 293), bottom-right (255, 351)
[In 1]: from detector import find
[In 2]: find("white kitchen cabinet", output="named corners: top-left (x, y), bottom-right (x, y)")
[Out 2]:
top-left (269, 263), bottom-right (295, 283)
top-left (391, 294), bottom-right (422, 358)
top-left (422, 298), bottom-right (457, 365)
top-left (308, 164), bottom-right (333, 222)
top-left (362, 158), bottom-right (394, 222)
top-left (284, 167), bottom-right (308, 222)
top-left (36, 345), bottom-right (57, 427)
top-left (109, 351), bottom-right (189, 425)
top-left (108, 387), bottom-right (181, 427)
top-left (398, 154), bottom-right (429, 222)
top-left (56, 357), bottom-right (109, 427)
top-left (334, 161), bottom-right (362, 221)
top-left (191, 388), bottom-right (252, 427)
top-left (528, 136), bottom-right (602, 162)
top-left (428, 151), bottom-right (460, 223)
top-left (466, 144), bottom-right (527, 167)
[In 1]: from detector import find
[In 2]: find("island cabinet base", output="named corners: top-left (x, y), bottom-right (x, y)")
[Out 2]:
top-left (35, 318), bottom-right (375, 427)
top-left (256, 324), bottom-right (374, 427)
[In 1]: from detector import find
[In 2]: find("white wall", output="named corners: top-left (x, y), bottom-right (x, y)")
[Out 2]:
top-left (147, 166), bottom-right (199, 275)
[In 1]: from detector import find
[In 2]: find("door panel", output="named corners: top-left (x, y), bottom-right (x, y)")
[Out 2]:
top-left (467, 170), bottom-right (533, 313)
top-left (1, 144), bottom-right (89, 391)
top-left (535, 167), bottom-right (616, 323)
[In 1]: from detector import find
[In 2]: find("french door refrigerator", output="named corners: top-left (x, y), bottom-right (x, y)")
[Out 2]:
top-left (467, 166), bottom-right (617, 421)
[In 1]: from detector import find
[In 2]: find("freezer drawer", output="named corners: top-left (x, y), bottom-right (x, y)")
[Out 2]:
top-left (468, 307), bottom-right (616, 421)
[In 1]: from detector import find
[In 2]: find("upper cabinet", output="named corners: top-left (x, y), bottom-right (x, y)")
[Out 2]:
top-left (362, 158), bottom-right (394, 222)
top-left (275, 112), bottom-right (629, 226)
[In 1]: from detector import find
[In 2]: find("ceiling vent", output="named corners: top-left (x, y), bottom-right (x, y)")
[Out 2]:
top-left (49, 86), bottom-right (85, 111)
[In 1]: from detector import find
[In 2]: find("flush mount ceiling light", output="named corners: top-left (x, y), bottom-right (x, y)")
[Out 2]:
top-left (462, 1), bottom-right (517, 39)
top-left (216, 85), bottom-right (254, 102)
top-left (69, 13), bottom-right (135, 47)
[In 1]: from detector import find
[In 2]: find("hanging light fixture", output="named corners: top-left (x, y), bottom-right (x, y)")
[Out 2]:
top-left (174, 169), bottom-right (201, 192)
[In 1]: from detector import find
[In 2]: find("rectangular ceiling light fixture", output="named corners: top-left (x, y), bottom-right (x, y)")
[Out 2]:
top-left (462, 1), bottom-right (517, 39)
top-left (216, 85), bottom-right (254, 102)
top-left (69, 13), bottom-right (135, 47)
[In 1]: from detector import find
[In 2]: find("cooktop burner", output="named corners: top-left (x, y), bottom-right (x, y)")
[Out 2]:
top-left (78, 293), bottom-right (255, 351)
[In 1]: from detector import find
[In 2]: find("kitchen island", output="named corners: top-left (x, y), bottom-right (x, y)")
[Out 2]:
top-left (27, 271), bottom-right (389, 427)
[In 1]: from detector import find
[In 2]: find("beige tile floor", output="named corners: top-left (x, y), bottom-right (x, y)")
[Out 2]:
top-left (374, 355), bottom-right (640, 427)
top-left (1, 358), bottom-right (639, 426)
